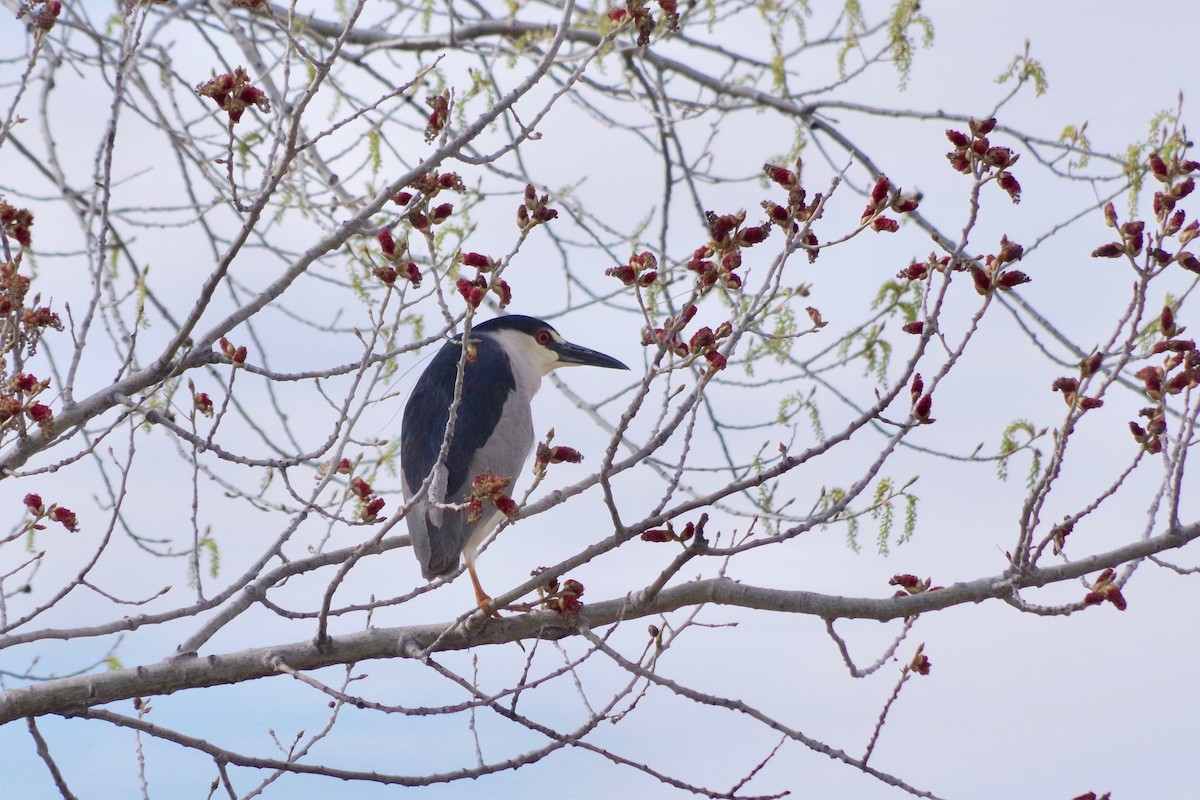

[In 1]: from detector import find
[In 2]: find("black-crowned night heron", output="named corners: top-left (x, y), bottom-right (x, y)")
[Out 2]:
top-left (401, 315), bottom-right (628, 609)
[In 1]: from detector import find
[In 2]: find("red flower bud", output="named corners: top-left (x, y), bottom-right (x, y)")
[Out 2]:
top-left (0, 397), bottom-right (21, 422)
top-left (456, 276), bottom-right (487, 308)
top-left (914, 393), bottom-right (933, 423)
top-left (1149, 151), bottom-right (1168, 181)
top-left (738, 223), bottom-right (770, 246)
top-left (361, 496), bottom-right (386, 522)
top-left (996, 270), bottom-right (1031, 290)
top-left (889, 573), bottom-right (924, 592)
top-left (971, 116), bottom-right (997, 135)
top-left (984, 147), bottom-right (1013, 169)
top-left (945, 129), bottom-right (969, 148)
top-left (1103, 201), bottom-right (1118, 228)
top-left (605, 265), bottom-right (638, 286)
top-left (542, 445), bottom-right (582, 465)
top-left (763, 163), bottom-right (797, 189)
top-left (494, 495), bottom-right (519, 520)
top-left (461, 251), bottom-right (494, 271)
top-left (48, 504), bottom-right (78, 532)
top-left (688, 327), bottom-right (715, 353)
top-left (26, 402), bottom-right (53, 426)
top-left (901, 321), bottom-right (924, 335)
top-left (1135, 366), bottom-right (1163, 400)
top-left (968, 263), bottom-right (991, 295)
top-left (997, 171), bottom-right (1021, 203)
top-left (491, 278), bottom-right (512, 307)
top-left (23, 493), bottom-right (43, 513)
top-left (762, 201), bottom-right (790, 225)
top-left (429, 203), bottom-right (453, 224)
top-left (194, 392), bottom-right (214, 417)
top-left (1177, 252), bottom-right (1200, 274)
top-left (400, 262), bottom-right (422, 286)
top-left (869, 175), bottom-right (891, 206)
top-left (1160, 305), bottom-right (1177, 337)
top-left (377, 229), bottom-right (397, 256)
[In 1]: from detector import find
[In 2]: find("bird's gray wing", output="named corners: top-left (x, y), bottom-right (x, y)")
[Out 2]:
top-left (401, 335), bottom-right (523, 578)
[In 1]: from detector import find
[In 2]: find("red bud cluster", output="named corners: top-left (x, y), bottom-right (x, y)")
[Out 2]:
top-left (641, 303), bottom-right (706, 359)
top-left (531, 567), bottom-right (586, 614)
top-left (640, 520), bottom-right (696, 543)
top-left (682, 322), bottom-right (732, 374)
top-left (456, 272), bottom-right (511, 309)
top-left (196, 67), bottom-right (271, 125)
top-left (18, 1), bottom-right (61, 32)
top-left (26, 402), bottom-right (52, 427)
top-left (22, 492), bottom-right (78, 532)
top-left (888, 573), bottom-right (939, 596)
top-left (517, 184), bottom-right (558, 231)
top-left (1148, 150), bottom-right (1199, 227)
top-left (1051, 376), bottom-right (1102, 410)
top-left (1, 201), bottom-right (34, 249)
top-left (375, 230), bottom-right (423, 288)
top-left (1050, 520), bottom-right (1074, 555)
top-left (457, 276), bottom-right (487, 309)
top-left (534, 442), bottom-right (583, 474)
top-left (897, 253), bottom-right (952, 283)
top-left (347, 475), bottom-right (385, 522)
top-left (194, 391), bottom-right (213, 418)
top-left (945, 117), bottom-right (1021, 202)
top-left (606, 251), bottom-right (658, 287)
top-left (412, 170), bottom-right (466, 199)
top-left (760, 160), bottom-right (826, 262)
top-left (219, 337), bottom-right (248, 368)
top-left (1094, 169), bottom-right (1200, 275)
top-left (466, 471), bottom-right (518, 524)
top-left (686, 210), bottom-right (771, 292)
top-left (1083, 568), bottom-right (1127, 611)
top-left (1129, 406), bottom-right (1167, 454)
top-left (460, 251), bottom-right (499, 272)
top-left (608, 0), bottom-right (675, 45)
top-left (425, 90), bottom-right (450, 142)
top-left (859, 174), bottom-right (920, 233)
top-left (960, 235), bottom-right (1030, 295)
top-left (910, 373), bottom-right (934, 423)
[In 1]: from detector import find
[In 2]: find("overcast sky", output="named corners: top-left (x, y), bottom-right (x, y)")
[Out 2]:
top-left (2, 1), bottom-right (1199, 798)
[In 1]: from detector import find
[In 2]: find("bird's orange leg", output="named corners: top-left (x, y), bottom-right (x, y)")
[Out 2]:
top-left (466, 561), bottom-right (495, 614)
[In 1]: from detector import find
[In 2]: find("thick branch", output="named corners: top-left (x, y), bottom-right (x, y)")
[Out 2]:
top-left (3, 519), bottom-right (1194, 725)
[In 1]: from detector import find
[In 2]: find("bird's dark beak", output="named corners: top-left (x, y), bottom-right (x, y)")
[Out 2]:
top-left (552, 340), bottom-right (629, 371)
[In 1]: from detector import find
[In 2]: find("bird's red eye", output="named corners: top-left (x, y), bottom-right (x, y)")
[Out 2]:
top-left (536, 330), bottom-right (552, 346)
